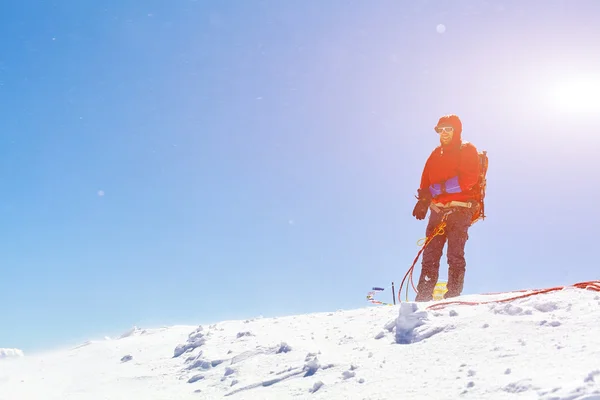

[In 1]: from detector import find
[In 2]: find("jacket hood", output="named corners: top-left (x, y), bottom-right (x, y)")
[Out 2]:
top-left (436, 114), bottom-right (462, 148)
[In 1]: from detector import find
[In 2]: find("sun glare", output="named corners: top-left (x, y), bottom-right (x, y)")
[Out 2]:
top-left (549, 75), bottom-right (600, 114)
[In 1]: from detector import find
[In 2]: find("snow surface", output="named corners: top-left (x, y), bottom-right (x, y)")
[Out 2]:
top-left (0, 349), bottom-right (24, 359)
top-left (1, 288), bottom-right (600, 399)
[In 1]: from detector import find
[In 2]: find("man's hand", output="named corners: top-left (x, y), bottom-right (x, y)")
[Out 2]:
top-left (412, 188), bottom-right (431, 220)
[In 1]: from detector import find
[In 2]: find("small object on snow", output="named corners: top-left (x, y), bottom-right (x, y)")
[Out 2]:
top-left (120, 355), bottom-right (133, 363)
top-left (304, 357), bottom-right (321, 377)
top-left (342, 370), bottom-right (356, 380)
top-left (276, 342), bottom-right (292, 353)
top-left (358, 378), bottom-right (365, 384)
top-left (236, 331), bottom-right (253, 338)
top-left (367, 286), bottom-right (395, 306)
top-left (432, 281), bottom-right (448, 300)
top-left (188, 374), bottom-right (205, 384)
top-left (309, 381), bottom-right (324, 393)
top-left (584, 370), bottom-right (600, 383)
top-left (539, 320), bottom-right (561, 327)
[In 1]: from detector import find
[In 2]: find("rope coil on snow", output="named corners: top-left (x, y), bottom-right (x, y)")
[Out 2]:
top-left (426, 280), bottom-right (600, 310)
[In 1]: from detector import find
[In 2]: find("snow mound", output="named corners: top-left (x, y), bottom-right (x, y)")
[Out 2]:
top-left (0, 348), bottom-right (24, 359)
top-left (395, 302), bottom-right (452, 344)
top-left (1, 287), bottom-right (600, 399)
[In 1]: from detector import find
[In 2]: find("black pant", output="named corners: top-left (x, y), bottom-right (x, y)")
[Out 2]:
top-left (415, 205), bottom-right (474, 302)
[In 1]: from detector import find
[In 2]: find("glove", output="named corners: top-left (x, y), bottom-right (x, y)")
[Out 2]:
top-left (412, 188), bottom-right (431, 220)
top-left (429, 176), bottom-right (461, 198)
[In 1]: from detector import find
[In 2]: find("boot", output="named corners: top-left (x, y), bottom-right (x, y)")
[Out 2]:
top-left (415, 271), bottom-right (437, 302)
top-left (445, 266), bottom-right (465, 298)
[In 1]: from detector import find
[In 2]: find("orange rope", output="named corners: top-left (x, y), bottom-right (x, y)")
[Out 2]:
top-left (398, 217), bottom-right (448, 302)
top-left (426, 280), bottom-right (600, 310)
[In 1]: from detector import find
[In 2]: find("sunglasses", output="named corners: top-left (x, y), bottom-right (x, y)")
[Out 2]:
top-left (435, 126), bottom-right (454, 134)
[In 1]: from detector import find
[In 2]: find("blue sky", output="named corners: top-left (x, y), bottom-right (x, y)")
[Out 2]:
top-left (1, 1), bottom-right (599, 353)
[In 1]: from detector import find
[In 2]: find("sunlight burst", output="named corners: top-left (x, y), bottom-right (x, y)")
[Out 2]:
top-left (549, 75), bottom-right (600, 113)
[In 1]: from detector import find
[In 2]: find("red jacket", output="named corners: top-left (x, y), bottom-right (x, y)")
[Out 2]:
top-left (419, 138), bottom-right (480, 205)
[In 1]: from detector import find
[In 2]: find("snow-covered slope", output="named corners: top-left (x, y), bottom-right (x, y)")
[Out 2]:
top-left (1, 287), bottom-right (600, 400)
top-left (0, 349), bottom-right (24, 359)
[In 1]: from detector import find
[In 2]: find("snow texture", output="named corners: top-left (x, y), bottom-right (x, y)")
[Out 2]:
top-left (1, 289), bottom-right (600, 399)
top-left (0, 348), bottom-right (24, 359)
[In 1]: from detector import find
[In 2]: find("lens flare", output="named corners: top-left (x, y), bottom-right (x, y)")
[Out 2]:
top-left (549, 75), bottom-right (600, 114)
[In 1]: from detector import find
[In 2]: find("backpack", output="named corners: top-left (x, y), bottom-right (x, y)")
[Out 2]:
top-left (458, 143), bottom-right (488, 224)
top-left (470, 149), bottom-right (488, 224)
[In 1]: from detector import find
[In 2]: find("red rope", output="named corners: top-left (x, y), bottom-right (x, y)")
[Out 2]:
top-left (398, 218), bottom-right (448, 302)
top-left (426, 280), bottom-right (600, 310)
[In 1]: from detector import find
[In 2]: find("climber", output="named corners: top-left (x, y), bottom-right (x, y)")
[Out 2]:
top-left (411, 114), bottom-right (482, 301)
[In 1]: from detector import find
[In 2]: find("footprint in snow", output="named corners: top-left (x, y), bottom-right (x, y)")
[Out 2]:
top-left (187, 374), bottom-right (205, 384)
top-left (584, 370), bottom-right (600, 383)
top-left (502, 379), bottom-right (538, 393)
top-left (533, 301), bottom-right (559, 312)
top-left (539, 320), bottom-right (561, 327)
